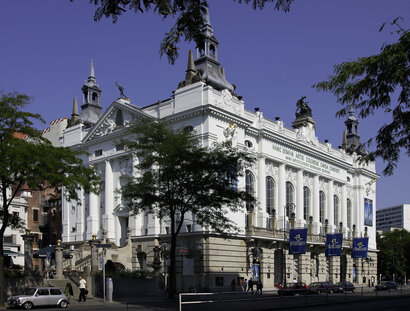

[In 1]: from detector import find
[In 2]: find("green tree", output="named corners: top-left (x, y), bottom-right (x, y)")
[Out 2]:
top-left (377, 229), bottom-right (410, 283)
top-left (121, 121), bottom-right (255, 298)
top-left (315, 19), bottom-right (409, 175)
top-left (0, 92), bottom-right (100, 306)
top-left (78, 0), bottom-right (293, 64)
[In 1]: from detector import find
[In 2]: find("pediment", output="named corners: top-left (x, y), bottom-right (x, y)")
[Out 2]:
top-left (114, 203), bottom-right (131, 214)
top-left (83, 99), bottom-right (154, 143)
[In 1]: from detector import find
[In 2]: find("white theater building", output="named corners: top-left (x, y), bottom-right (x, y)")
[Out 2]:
top-left (61, 11), bottom-right (378, 291)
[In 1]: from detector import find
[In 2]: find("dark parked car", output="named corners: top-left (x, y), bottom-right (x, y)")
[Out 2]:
top-left (335, 281), bottom-right (355, 292)
top-left (375, 281), bottom-right (397, 291)
top-left (308, 282), bottom-right (340, 294)
top-left (277, 282), bottom-right (309, 296)
top-left (7, 287), bottom-right (69, 310)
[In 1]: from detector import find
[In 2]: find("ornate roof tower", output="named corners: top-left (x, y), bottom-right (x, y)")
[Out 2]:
top-left (193, 8), bottom-right (235, 93)
top-left (79, 60), bottom-right (102, 127)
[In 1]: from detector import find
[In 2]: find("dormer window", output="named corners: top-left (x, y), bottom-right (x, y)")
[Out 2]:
top-left (245, 140), bottom-right (253, 148)
top-left (94, 149), bottom-right (102, 157)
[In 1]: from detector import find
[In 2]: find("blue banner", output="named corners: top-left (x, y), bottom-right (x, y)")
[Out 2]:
top-left (251, 264), bottom-right (260, 280)
top-left (325, 233), bottom-right (343, 256)
top-left (289, 229), bottom-right (308, 254)
top-left (352, 237), bottom-right (369, 258)
top-left (364, 198), bottom-right (373, 226)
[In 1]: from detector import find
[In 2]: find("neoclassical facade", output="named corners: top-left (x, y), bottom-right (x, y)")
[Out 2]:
top-left (61, 11), bottom-right (378, 291)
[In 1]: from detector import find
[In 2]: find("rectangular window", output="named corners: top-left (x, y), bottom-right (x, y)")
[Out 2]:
top-left (94, 149), bottom-right (102, 157)
top-left (33, 209), bottom-right (39, 222)
top-left (186, 225), bottom-right (192, 233)
top-left (13, 211), bottom-right (19, 218)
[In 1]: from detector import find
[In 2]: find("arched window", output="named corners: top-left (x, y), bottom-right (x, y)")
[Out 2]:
top-left (245, 170), bottom-right (255, 211)
top-left (303, 186), bottom-right (311, 220)
top-left (334, 195), bottom-right (340, 226)
top-left (286, 181), bottom-right (295, 217)
top-left (347, 199), bottom-right (352, 228)
top-left (266, 177), bottom-right (275, 215)
top-left (319, 191), bottom-right (326, 223)
top-left (92, 92), bottom-right (98, 102)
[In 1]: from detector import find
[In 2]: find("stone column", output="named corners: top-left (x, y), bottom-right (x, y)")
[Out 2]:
top-left (90, 235), bottom-right (99, 275)
top-left (257, 156), bottom-right (266, 227)
top-left (329, 256), bottom-right (340, 284)
top-left (296, 169), bottom-right (304, 227)
top-left (278, 163), bottom-right (286, 229)
top-left (327, 180), bottom-right (334, 231)
top-left (87, 190), bottom-right (99, 240)
top-left (103, 159), bottom-right (115, 241)
top-left (312, 175), bottom-right (320, 234)
top-left (341, 184), bottom-right (347, 234)
top-left (55, 241), bottom-right (63, 279)
top-left (21, 229), bottom-right (34, 275)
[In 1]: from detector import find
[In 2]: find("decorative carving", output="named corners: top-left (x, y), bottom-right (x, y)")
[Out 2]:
top-left (223, 123), bottom-right (238, 140)
top-left (286, 167), bottom-right (297, 182)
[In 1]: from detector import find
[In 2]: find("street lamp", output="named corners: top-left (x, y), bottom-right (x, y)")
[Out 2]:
top-left (283, 203), bottom-right (295, 287)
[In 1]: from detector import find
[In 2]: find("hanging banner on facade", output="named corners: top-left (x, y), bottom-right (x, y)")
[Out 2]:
top-left (364, 198), bottom-right (373, 226)
top-left (251, 264), bottom-right (260, 280)
top-left (289, 228), bottom-right (308, 254)
top-left (325, 233), bottom-right (343, 256)
top-left (352, 237), bottom-right (369, 258)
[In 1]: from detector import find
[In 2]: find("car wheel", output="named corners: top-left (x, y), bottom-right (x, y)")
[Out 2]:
top-left (23, 302), bottom-right (33, 310)
top-left (59, 300), bottom-right (69, 308)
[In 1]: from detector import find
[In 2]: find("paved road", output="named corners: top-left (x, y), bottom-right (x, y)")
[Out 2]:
top-left (6, 287), bottom-right (410, 311)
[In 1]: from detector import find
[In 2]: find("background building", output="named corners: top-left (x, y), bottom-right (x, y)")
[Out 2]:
top-left (376, 204), bottom-right (410, 232)
top-left (61, 11), bottom-right (378, 291)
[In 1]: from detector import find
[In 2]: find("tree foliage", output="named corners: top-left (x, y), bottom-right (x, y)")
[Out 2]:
top-left (377, 229), bottom-right (410, 283)
top-left (315, 19), bottom-right (409, 175)
top-left (78, 0), bottom-right (293, 64)
top-left (0, 92), bottom-right (100, 306)
top-left (121, 120), bottom-right (255, 297)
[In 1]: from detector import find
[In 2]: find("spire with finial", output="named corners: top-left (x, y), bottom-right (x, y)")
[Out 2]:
top-left (89, 59), bottom-right (96, 82)
top-left (72, 97), bottom-right (79, 117)
top-left (185, 50), bottom-right (196, 81)
top-left (68, 97), bottom-right (81, 127)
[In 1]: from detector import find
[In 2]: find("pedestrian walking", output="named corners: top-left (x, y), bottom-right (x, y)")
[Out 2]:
top-left (247, 278), bottom-right (254, 293)
top-left (242, 279), bottom-right (248, 293)
top-left (256, 280), bottom-right (263, 295)
top-left (78, 276), bottom-right (87, 302)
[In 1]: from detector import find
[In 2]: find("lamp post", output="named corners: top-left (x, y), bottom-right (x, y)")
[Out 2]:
top-left (161, 243), bottom-right (169, 292)
top-left (283, 203), bottom-right (295, 287)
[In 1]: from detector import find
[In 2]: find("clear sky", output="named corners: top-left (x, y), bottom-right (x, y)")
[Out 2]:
top-left (0, 0), bottom-right (409, 209)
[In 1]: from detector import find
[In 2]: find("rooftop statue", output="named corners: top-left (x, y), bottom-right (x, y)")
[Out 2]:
top-left (295, 96), bottom-right (312, 118)
top-left (115, 81), bottom-right (127, 99)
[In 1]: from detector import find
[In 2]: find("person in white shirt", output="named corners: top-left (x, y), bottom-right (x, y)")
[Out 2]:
top-left (78, 276), bottom-right (87, 302)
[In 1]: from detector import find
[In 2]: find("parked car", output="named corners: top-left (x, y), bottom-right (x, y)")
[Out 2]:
top-left (277, 282), bottom-right (309, 296)
top-left (334, 281), bottom-right (355, 292)
top-left (375, 281), bottom-right (397, 291)
top-left (7, 287), bottom-right (69, 310)
top-left (308, 282), bottom-right (340, 294)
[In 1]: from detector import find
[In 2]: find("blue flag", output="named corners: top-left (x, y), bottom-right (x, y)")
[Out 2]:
top-left (289, 229), bottom-right (308, 254)
top-left (325, 233), bottom-right (343, 256)
top-left (352, 237), bottom-right (369, 258)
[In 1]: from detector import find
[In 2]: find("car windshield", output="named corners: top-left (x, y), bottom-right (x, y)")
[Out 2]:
top-left (24, 288), bottom-right (37, 296)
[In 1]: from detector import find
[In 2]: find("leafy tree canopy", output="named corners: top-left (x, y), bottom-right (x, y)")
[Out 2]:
top-left (377, 229), bottom-right (410, 283)
top-left (78, 0), bottom-right (293, 64)
top-left (315, 19), bottom-right (409, 175)
top-left (0, 91), bottom-right (100, 305)
top-left (120, 120), bottom-right (255, 297)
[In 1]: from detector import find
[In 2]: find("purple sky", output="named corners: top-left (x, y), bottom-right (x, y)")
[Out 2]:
top-left (1, 0), bottom-right (409, 209)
